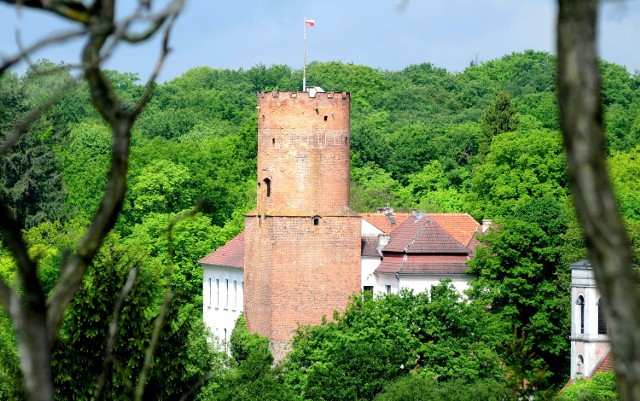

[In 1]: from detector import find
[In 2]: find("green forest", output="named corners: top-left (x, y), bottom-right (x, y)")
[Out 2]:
top-left (1, 50), bottom-right (639, 400)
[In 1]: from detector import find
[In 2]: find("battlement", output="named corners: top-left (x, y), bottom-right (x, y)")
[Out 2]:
top-left (258, 91), bottom-right (350, 131)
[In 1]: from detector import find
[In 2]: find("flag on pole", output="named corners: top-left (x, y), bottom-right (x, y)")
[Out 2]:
top-left (305, 19), bottom-right (315, 26)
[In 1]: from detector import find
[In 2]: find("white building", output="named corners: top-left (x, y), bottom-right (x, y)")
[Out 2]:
top-left (199, 232), bottom-right (244, 346)
top-left (570, 260), bottom-right (612, 379)
top-left (199, 211), bottom-right (484, 341)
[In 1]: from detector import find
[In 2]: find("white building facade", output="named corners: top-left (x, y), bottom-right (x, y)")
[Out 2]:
top-left (570, 260), bottom-right (610, 378)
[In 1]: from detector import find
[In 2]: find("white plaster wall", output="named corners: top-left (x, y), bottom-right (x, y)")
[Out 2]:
top-left (361, 256), bottom-right (381, 290)
top-left (398, 275), bottom-right (472, 296)
top-left (361, 219), bottom-right (383, 236)
top-left (203, 265), bottom-right (244, 347)
top-left (375, 274), bottom-right (398, 295)
top-left (570, 265), bottom-right (610, 378)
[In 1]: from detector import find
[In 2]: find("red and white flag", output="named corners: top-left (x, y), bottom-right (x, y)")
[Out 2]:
top-left (305, 19), bottom-right (315, 26)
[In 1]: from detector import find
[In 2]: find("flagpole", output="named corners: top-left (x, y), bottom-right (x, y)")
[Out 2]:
top-left (303, 17), bottom-right (307, 92)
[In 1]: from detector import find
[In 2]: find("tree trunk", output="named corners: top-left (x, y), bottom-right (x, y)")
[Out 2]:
top-left (556, 0), bottom-right (640, 399)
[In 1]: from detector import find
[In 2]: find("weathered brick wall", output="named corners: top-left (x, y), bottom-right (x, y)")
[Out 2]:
top-left (245, 215), bottom-right (361, 342)
top-left (243, 216), bottom-right (273, 337)
top-left (256, 91), bottom-right (351, 214)
top-left (268, 215), bottom-right (361, 341)
top-left (245, 91), bottom-right (360, 360)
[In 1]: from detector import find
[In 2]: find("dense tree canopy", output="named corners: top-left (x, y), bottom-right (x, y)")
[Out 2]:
top-left (3, 48), bottom-right (640, 399)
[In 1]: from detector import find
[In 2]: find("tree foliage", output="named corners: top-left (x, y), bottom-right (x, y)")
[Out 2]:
top-left (283, 285), bottom-right (506, 400)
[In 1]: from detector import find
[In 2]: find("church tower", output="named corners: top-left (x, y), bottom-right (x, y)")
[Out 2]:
top-left (570, 260), bottom-right (610, 378)
top-left (244, 91), bottom-right (361, 359)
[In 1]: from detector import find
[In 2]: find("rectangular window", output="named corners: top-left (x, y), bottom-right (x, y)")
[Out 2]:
top-left (363, 286), bottom-right (373, 293)
top-left (208, 278), bottom-right (212, 305)
top-left (216, 279), bottom-right (220, 307)
top-left (385, 285), bottom-right (391, 295)
top-left (225, 279), bottom-right (229, 307)
top-left (233, 280), bottom-right (238, 308)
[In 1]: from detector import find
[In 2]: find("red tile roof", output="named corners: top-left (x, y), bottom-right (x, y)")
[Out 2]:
top-left (383, 214), bottom-right (471, 254)
top-left (198, 232), bottom-right (244, 268)
top-left (376, 253), bottom-right (470, 275)
top-left (360, 213), bottom-right (411, 234)
top-left (374, 214), bottom-right (479, 275)
top-left (429, 213), bottom-right (480, 247)
top-left (593, 351), bottom-right (614, 375)
top-left (361, 236), bottom-right (380, 258)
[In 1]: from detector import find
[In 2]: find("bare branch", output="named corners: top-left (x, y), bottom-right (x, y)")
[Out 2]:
top-left (131, 10), bottom-right (178, 118)
top-left (0, 196), bottom-right (44, 309)
top-left (134, 208), bottom-right (197, 401)
top-left (120, 0), bottom-right (184, 43)
top-left (0, 194), bottom-right (51, 401)
top-left (0, 1), bottom-right (92, 23)
top-left (0, 28), bottom-right (85, 75)
top-left (46, 0), bottom-right (184, 345)
top-left (0, 78), bottom-right (77, 158)
top-left (94, 266), bottom-right (139, 401)
top-left (134, 291), bottom-right (174, 401)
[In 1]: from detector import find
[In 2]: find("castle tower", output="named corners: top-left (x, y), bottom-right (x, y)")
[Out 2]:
top-left (244, 91), bottom-right (361, 359)
top-left (570, 260), bottom-right (610, 378)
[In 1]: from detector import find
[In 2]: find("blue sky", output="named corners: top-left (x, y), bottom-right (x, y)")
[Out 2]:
top-left (1, 1), bottom-right (639, 82)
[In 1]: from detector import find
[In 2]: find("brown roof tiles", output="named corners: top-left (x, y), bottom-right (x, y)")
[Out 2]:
top-left (374, 213), bottom-right (479, 276)
top-left (199, 232), bottom-right (244, 268)
top-left (361, 236), bottom-right (381, 258)
top-left (383, 214), bottom-right (471, 254)
top-left (360, 213), bottom-right (411, 233)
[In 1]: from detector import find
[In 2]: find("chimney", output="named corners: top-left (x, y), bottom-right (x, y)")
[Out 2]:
top-left (482, 219), bottom-right (492, 233)
top-left (377, 233), bottom-right (391, 254)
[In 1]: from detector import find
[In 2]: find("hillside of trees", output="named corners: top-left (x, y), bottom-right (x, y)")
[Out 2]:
top-left (1, 50), bottom-right (639, 399)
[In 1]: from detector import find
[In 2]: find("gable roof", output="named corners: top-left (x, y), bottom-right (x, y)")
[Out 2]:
top-left (374, 214), bottom-right (480, 276)
top-left (383, 214), bottom-right (471, 254)
top-left (199, 232), bottom-right (244, 269)
top-left (360, 213), bottom-right (411, 234)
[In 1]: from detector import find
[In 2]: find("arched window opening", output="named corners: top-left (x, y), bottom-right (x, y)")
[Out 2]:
top-left (577, 354), bottom-right (584, 375)
top-left (312, 216), bottom-right (321, 226)
top-left (263, 178), bottom-right (271, 198)
top-left (597, 298), bottom-right (607, 335)
top-left (577, 295), bottom-right (585, 334)
top-left (272, 138), bottom-right (275, 145)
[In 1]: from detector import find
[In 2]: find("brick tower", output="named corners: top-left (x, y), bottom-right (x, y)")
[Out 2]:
top-left (244, 91), bottom-right (361, 359)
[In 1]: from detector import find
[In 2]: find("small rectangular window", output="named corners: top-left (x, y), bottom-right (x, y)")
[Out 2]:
top-left (225, 279), bottom-right (229, 307)
top-left (385, 285), bottom-right (391, 295)
top-left (233, 280), bottom-right (238, 308)
top-left (216, 279), bottom-right (220, 306)
top-left (208, 278), bottom-right (212, 305)
top-left (363, 286), bottom-right (373, 293)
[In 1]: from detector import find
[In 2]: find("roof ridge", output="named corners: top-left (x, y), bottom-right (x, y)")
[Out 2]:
top-left (404, 215), bottom-right (432, 252)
